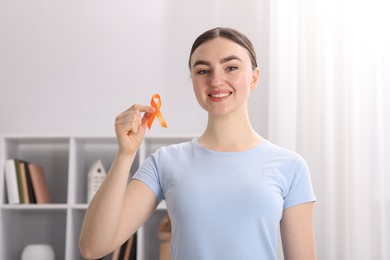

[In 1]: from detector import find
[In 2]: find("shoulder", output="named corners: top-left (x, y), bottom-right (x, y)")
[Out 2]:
top-left (262, 140), bottom-right (306, 166)
top-left (150, 138), bottom-right (196, 162)
top-left (156, 139), bottom-right (195, 154)
top-left (259, 141), bottom-right (311, 187)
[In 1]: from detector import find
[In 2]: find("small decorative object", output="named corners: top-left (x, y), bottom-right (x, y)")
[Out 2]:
top-left (87, 159), bottom-right (107, 203)
top-left (158, 214), bottom-right (172, 260)
top-left (21, 244), bottom-right (55, 260)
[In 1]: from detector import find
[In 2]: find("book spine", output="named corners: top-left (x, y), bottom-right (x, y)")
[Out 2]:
top-left (28, 163), bottom-right (52, 204)
top-left (118, 239), bottom-right (128, 259)
top-left (24, 162), bottom-right (37, 203)
top-left (123, 235), bottom-right (134, 259)
top-left (19, 161), bottom-right (30, 204)
top-left (14, 159), bottom-right (25, 203)
top-left (4, 159), bottom-right (20, 204)
top-left (130, 233), bottom-right (137, 260)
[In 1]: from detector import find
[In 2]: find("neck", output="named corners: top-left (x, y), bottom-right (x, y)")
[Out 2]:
top-left (199, 110), bottom-right (262, 152)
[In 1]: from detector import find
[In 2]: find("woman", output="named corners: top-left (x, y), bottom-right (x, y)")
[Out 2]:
top-left (80, 27), bottom-right (316, 260)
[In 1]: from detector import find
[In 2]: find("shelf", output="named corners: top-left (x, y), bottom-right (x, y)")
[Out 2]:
top-left (1, 137), bottom-right (69, 204)
top-left (71, 137), bottom-right (118, 204)
top-left (139, 210), bottom-right (169, 260)
top-left (0, 204), bottom-right (68, 211)
top-left (0, 134), bottom-right (191, 260)
top-left (71, 204), bottom-right (88, 210)
top-left (1, 209), bottom-right (67, 260)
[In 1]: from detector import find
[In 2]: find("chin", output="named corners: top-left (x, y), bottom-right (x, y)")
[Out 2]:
top-left (207, 109), bottom-right (231, 117)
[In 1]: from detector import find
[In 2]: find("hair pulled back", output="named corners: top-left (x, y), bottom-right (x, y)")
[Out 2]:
top-left (188, 27), bottom-right (258, 70)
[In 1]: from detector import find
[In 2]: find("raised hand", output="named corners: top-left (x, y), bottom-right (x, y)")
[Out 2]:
top-left (114, 104), bottom-right (155, 156)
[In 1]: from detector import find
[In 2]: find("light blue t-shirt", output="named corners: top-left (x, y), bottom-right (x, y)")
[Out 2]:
top-left (133, 138), bottom-right (316, 260)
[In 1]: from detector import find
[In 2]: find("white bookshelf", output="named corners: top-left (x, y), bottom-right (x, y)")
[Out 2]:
top-left (0, 134), bottom-right (193, 260)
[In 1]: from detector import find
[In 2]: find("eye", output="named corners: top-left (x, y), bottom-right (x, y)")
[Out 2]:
top-left (196, 69), bottom-right (209, 75)
top-left (226, 66), bottom-right (238, 71)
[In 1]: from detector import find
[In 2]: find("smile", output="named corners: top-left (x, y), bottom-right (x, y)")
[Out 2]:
top-left (208, 92), bottom-right (232, 98)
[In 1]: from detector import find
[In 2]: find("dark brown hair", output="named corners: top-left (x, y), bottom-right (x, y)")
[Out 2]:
top-left (188, 27), bottom-right (258, 70)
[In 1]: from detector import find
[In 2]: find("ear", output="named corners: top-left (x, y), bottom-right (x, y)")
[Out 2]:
top-left (250, 67), bottom-right (260, 90)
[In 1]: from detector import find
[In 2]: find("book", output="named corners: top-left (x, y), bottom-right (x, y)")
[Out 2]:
top-left (129, 234), bottom-right (137, 260)
top-left (14, 159), bottom-right (25, 203)
top-left (4, 159), bottom-right (20, 204)
top-left (118, 239), bottom-right (128, 259)
top-left (111, 234), bottom-right (136, 260)
top-left (123, 235), bottom-right (134, 260)
top-left (28, 163), bottom-right (52, 203)
top-left (129, 233), bottom-right (137, 260)
top-left (19, 161), bottom-right (30, 204)
top-left (111, 246), bottom-right (120, 260)
top-left (24, 162), bottom-right (37, 203)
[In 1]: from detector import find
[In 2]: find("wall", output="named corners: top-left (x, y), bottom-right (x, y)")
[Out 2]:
top-left (384, 35), bottom-right (390, 200)
top-left (0, 0), bottom-right (270, 137)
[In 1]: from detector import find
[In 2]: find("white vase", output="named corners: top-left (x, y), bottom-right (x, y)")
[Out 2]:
top-left (21, 244), bottom-right (55, 260)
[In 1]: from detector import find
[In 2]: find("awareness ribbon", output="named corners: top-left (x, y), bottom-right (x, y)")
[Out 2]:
top-left (147, 94), bottom-right (168, 129)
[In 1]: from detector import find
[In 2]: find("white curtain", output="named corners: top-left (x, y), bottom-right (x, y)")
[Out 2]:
top-left (268, 0), bottom-right (390, 259)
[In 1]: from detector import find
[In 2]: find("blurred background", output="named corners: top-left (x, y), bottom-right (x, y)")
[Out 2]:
top-left (1, 0), bottom-right (389, 259)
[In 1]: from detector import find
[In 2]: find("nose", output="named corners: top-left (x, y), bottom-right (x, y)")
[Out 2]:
top-left (210, 70), bottom-right (225, 87)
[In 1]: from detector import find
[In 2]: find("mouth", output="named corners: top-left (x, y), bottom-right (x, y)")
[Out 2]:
top-left (208, 91), bottom-right (232, 98)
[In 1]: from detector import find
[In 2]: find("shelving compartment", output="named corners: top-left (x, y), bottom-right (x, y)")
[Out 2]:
top-left (0, 135), bottom-right (193, 260)
top-left (71, 137), bottom-right (139, 205)
top-left (139, 209), bottom-right (170, 260)
top-left (68, 208), bottom-right (115, 260)
top-left (2, 137), bottom-right (70, 204)
top-left (1, 208), bottom-right (67, 260)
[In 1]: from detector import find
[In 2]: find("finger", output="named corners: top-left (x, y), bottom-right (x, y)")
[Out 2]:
top-left (116, 105), bottom-right (154, 122)
top-left (130, 121), bottom-right (138, 134)
top-left (141, 111), bottom-right (155, 126)
top-left (126, 104), bottom-right (155, 113)
top-left (115, 110), bottom-right (141, 131)
top-left (115, 116), bottom-right (139, 132)
top-left (115, 104), bottom-right (155, 133)
top-left (115, 110), bottom-right (138, 122)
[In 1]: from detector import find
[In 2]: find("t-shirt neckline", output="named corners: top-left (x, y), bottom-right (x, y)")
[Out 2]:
top-left (192, 137), bottom-right (269, 155)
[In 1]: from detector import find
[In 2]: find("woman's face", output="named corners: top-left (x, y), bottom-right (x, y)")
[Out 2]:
top-left (190, 37), bottom-right (259, 117)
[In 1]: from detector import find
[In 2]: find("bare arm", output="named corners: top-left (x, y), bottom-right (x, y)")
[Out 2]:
top-left (280, 202), bottom-right (316, 260)
top-left (79, 104), bottom-right (156, 259)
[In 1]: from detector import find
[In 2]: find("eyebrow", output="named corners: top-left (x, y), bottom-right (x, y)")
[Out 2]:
top-left (192, 55), bottom-right (243, 68)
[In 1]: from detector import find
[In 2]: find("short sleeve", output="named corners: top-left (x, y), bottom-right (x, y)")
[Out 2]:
top-left (132, 151), bottom-right (164, 203)
top-left (283, 155), bottom-right (316, 209)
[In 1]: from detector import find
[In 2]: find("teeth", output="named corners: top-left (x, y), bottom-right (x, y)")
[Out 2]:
top-left (210, 92), bottom-right (230, 98)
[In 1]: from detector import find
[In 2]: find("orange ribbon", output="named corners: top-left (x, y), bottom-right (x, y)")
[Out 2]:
top-left (147, 94), bottom-right (168, 129)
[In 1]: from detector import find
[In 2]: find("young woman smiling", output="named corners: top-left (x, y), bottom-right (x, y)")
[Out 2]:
top-left (80, 27), bottom-right (317, 260)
